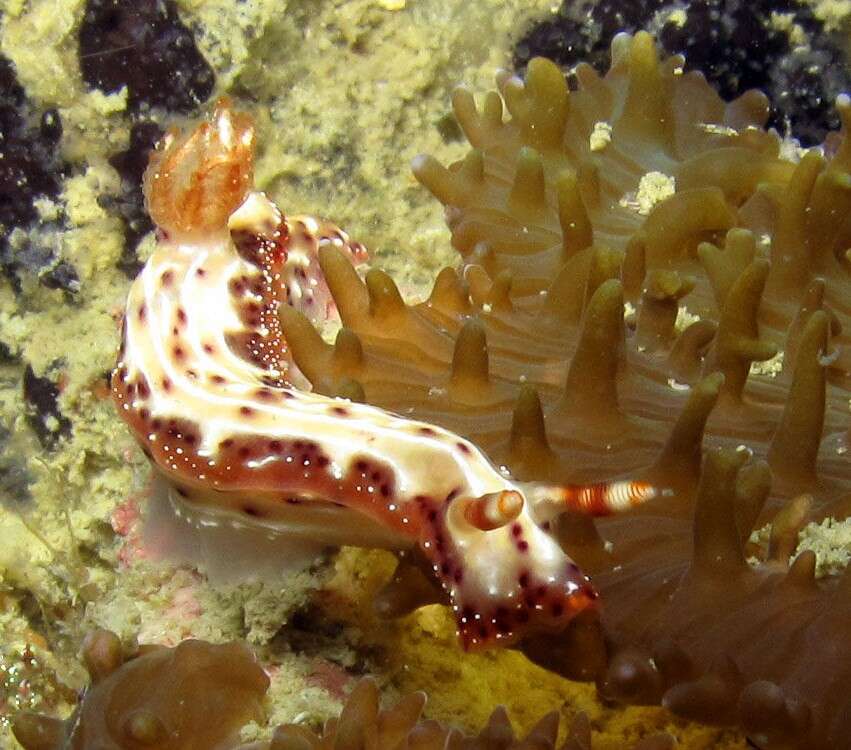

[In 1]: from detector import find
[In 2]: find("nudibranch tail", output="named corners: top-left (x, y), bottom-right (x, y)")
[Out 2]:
top-left (113, 100), bottom-right (665, 655)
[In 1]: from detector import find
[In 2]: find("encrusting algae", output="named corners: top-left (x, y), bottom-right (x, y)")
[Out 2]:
top-left (9, 26), bottom-right (851, 750)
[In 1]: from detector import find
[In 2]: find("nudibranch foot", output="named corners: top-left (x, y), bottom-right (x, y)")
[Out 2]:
top-left (141, 476), bottom-right (408, 585)
top-left (112, 100), bottom-right (663, 653)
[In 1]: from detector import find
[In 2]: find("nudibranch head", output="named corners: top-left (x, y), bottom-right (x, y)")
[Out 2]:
top-left (421, 488), bottom-right (599, 649)
top-left (144, 98), bottom-right (255, 240)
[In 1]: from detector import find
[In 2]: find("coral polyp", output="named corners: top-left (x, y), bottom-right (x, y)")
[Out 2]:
top-left (12, 629), bottom-right (268, 750)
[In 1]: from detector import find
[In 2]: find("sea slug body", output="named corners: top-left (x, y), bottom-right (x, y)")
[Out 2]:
top-left (111, 99), bottom-right (660, 650)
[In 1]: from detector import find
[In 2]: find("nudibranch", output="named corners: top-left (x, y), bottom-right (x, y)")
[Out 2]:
top-left (111, 99), bottom-right (660, 650)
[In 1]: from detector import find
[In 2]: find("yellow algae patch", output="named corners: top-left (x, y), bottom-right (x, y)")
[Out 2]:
top-left (0, 0), bottom-right (84, 107)
top-left (589, 121), bottom-right (613, 152)
top-left (674, 305), bottom-right (700, 333)
top-left (769, 11), bottom-right (810, 47)
top-left (808, 0), bottom-right (851, 31)
top-left (797, 517), bottom-right (851, 577)
top-left (60, 89), bottom-right (131, 162)
top-left (0, 511), bottom-right (57, 595)
top-left (620, 172), bottom-right (677, 216)
top-left (750, 349), bottom-right (785, 377)
top-left (175, 0), bottom-right (278, 90)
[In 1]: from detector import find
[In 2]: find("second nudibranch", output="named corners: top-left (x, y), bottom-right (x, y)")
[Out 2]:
top-left (112, 100), bottom-right (659, 649)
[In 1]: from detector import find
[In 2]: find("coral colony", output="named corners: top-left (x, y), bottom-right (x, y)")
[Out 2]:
top-left (13, 32), bottom-right (851, 750)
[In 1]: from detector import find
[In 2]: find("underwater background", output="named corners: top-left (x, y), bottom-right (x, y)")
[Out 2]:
top-left (2, 0), bottom-right (851, 748)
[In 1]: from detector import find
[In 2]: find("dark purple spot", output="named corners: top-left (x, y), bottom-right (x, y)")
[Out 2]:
top-left (78, 0), bottom-right (214, 115)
